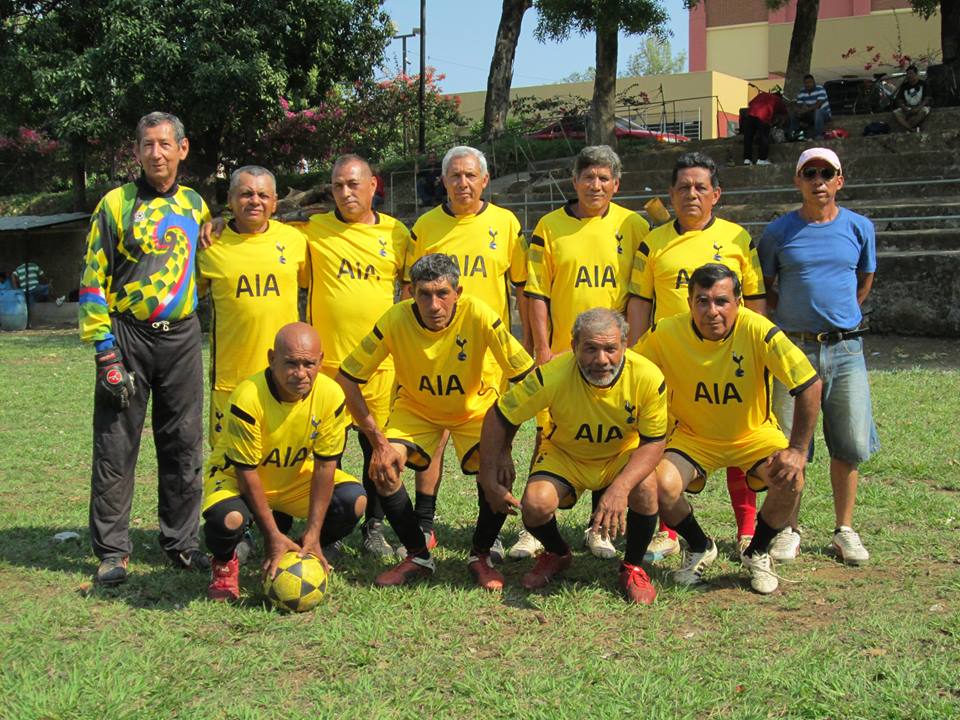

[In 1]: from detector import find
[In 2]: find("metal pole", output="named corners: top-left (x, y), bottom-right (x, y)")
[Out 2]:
top-left (418, 0), bottom-right (426, 154)
top-left (401, 36), bottom-right (408, 77)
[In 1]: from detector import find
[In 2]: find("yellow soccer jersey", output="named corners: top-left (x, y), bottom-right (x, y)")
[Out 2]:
top-left (628, 217), bottom-right (766, 322)
top-left (405, 201), bottom-right (526, 324)
top-left (340, 294), bottom-right (533, 423)
top-left (301, 210), bottom-right (411, 372)
top-left (525, 201), bottom-right (650, 354)
top-left (636, 308), bottom-right (817, 442)
top-left (198, 221), bottom-right (306, 392)
top-left (205, 370), bottom-right (350, 502)
top-left (497, 351), bottom-right (667, 463)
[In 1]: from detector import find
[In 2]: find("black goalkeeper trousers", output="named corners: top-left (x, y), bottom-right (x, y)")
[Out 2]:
top-left (89, 313), bottom-right (204, 560)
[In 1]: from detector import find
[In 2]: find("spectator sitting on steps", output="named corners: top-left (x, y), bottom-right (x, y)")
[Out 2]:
top-left (892, 65), bottom-right (932, 133)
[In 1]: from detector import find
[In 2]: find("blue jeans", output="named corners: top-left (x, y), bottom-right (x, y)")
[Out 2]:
top-left (791, 106), bottom-right (831, 138)
top-left (773, 336), bottom-right (879, 465)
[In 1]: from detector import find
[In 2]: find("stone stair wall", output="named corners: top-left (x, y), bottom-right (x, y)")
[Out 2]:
top-left (419, 107), bottom-right (960, 338)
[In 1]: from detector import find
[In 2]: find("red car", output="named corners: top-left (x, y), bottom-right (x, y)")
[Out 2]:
top-left (528, 116), bottom-right (689, 144)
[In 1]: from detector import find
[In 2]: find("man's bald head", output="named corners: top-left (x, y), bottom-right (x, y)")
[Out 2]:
top-left (269, 323), bottom-right (323, 401)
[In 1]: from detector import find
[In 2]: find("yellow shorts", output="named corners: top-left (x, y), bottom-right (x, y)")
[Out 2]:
top-left (203, 467), bottom-right (359, 516)
top-left (322, 365), bottom-right (394, 429)
top-left (209, 388), bottom-right (233, 447)
top-left (528, 439), bottom-right (632, 506)
top-left (385, 401), bottom-right (485, 475)
top-left (665, 423), bottom-right (788, 493)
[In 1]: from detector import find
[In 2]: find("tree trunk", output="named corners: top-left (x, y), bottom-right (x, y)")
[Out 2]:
top-left (783, 0), bottom-right (820, 100)
top-left (942, 0), bottom-right (959, 64)
top-left (482, 0), bottom-right (532, 141)
top-left (590, 20), bottom-right (619, 147)
top-left (70, 135), bottom-right (87, 211)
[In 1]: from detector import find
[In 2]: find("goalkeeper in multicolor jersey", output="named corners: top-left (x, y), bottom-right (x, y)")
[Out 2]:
top-left (79, 111), bottom-right (211, 586)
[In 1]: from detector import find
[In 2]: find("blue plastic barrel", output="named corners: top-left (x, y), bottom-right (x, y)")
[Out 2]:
top-left (0, 289), bottom-right (28, 331)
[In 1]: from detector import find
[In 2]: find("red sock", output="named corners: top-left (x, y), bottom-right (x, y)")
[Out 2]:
top-left (727, 467), bottom-right (757, 539)
top-left (658, 518), bottom-right (678, 541)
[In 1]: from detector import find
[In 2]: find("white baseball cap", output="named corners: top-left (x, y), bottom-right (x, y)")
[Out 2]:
top-left (796, 147), bottom-right (842, 175)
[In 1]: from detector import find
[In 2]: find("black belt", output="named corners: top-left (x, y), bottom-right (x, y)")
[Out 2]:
top-left (786, 328), bottom-right (867, 344)
top-left (112, 312), bottom-right (195, 333)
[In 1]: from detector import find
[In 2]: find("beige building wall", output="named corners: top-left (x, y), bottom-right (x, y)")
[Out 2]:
top-left (766, 9), bottom-right (941, 77)
top-left (454, 71), bottom-right (750, 140)
top-left (704, 8), bottom-right (940, 80)
top-left (706, 23), bottom-right (771, 81)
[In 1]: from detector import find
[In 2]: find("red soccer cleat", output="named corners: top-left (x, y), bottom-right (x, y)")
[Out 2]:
top-left (207, 553), bottom-right (240, 602)
top-left (374, 554), bottom-right (435, 587)
top-left (468, 552), bottom-right (505, 591)
top-left (521, 549), bottom-right (572, 590)
top-left (619, 562), bottom-right (657, 605)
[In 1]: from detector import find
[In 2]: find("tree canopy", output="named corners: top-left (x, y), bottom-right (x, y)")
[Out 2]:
top-left (0, 0), bottom-right (393, 201)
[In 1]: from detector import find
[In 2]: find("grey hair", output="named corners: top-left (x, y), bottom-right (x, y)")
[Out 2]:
top-left (572, 307), bottom-right (629, 347)
top-left (332, 153), bottom-right (372, 178)
top-left (442, 146), bottom-right (488, 176)
top-left (228, 165), bottom-right (276, 194)
top-left (573, 145), bottom-right (622, 180)
top-left (409, 253), bottom-right (460, 288)
top-left (136, 111), bottom-right (186, 144)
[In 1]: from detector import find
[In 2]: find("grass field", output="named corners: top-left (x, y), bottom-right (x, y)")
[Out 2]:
top-left (0, 330), bottom-right (957, 719)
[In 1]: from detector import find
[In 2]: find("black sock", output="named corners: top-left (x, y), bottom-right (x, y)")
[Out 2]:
top-left (524, 516), bottom-right (569, 556)
top-left (379, 487), bottom-right (428, 557)
top-left (624, 511), bottom-right (658, 566)
top-left (671, 511), bottom-right (710, 553)
top-left (358, 433), bottom-right (384, 524)
top-left (414, 491), bottom-right (437, 534)
top-left (471, 483), bottom-right (508, 554)
top-left (272, 511), bottom-right (293, 536)
top-left (590, 490), bottom-right (604, 518)
top-left (744, 512), bottom-right (780, 557)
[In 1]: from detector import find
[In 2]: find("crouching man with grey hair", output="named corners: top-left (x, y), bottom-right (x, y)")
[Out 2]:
top-left (522, 144), bottom-right (652, 561)
top-left (478, 307), bottom-right (667, 604)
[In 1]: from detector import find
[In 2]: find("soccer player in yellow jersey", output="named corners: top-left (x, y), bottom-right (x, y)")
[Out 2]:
top-left (479, 309), bottom-right (667, 602)
top-left (338, 254), bottom-right (534, 588)
top-left (636, 264), bottom-right (822, 594)
top-left (203, 323), bottom-right (365, 602)
top-left (297, 154), bottom-right (411, 559)
top-left (524, 144), bottom-right (650, 560)
top-left (402, 146), bottom-right (529, 559)
top-left (626, 152), bottom-right (768, 562)
top-left (198, 166), bottom-right (307, 444)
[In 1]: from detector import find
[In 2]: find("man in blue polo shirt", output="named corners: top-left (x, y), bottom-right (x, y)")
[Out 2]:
top-left (790, 74), bottom-right (831, 139)
top-left (758, 147), bottom-right (878, 567)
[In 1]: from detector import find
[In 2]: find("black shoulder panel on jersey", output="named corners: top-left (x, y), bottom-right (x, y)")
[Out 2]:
top-left (529, 235), bottom-right (545, 247)
top-left (334, 400), bottom-right (346, 417)
top-left (764, 326), bottom-right (781, 344)
top-left (230, 404), bottom-right (256, 425)
top-left (534, 367), bottom-right (544, 385)
top-left (658, 380), bottom-right (666, 394)
top-left (492, 318), bottom-right (503, 329)
top-left (638, 241), bottom-right (650, 256)
top-left (372, 325), bottom-right (384, 340)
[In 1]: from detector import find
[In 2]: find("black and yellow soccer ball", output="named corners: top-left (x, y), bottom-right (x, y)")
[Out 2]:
top-left (264, 551), bottom-right (327, 613)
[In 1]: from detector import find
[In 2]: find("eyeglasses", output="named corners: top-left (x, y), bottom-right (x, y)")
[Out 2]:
top-left (800, 166), bottom-right (839, 181)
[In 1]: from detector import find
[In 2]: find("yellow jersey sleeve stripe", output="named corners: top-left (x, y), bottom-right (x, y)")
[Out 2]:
top-left (339, 368), bottom-right (368, 385)
top-left (639, 432), bottom-right (666, 443)
top-left (334, 401), bottom-right (346, 417)
top-left (223, 453), bottom-right (256, 471)
top-left (789, 373), bottom-right (820, 397)
top-left (493, 401), bottom-right (520, 429)
top-left (764, 326), bottom-right (781, 343)
top-left (529, 235), bottom-right (545, 247)
top-left (373, 325), bottom-right (384, 340)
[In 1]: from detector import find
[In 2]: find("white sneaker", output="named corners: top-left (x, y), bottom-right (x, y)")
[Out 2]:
top-left (644, 530), bottom-right (681, 562)
top-left (768, 528), bottom-right (801, 563)
top-left (507, 529), bottom-right (543, 560)
top-left (833, 526), bottom-right (869, 565)
top-left (671, 539), bottom-right (717, 586)
top-left (743, 159), bottom-right (752, 165)
top-left (584, 527), bottom-right (617, 559)
top-left (756, 159), bottom-right (772, 166)
top-left (741, 551), bottom-right (778, 594)
top-left (489, 535), bottom-right (506, 564)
